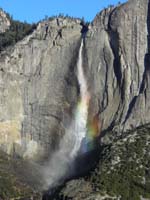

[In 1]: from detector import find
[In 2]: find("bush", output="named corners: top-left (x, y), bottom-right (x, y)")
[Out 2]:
top-left (87, 124), bottom-right (150, 199)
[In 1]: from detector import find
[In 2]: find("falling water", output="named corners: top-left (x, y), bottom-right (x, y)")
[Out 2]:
top-left (42, 39), bottom-right (90, 189)
top-left (42, 38), bottom-right (104, 191)
top-left (70, 39), bottom-right (90, 158)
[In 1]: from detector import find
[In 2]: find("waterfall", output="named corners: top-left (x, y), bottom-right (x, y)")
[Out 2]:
top-left (70, 39), bottom-right (90, 157)
top-left (77, 39), bottom-right (88, 97)
top-left (42, 39), bottom-right (91, 189)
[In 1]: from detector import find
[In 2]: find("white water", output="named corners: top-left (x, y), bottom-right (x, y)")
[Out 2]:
top-left (70, 39), bottom-right (90, 158)
top-left (77, 39), bottom-right (88, 97)
top-left (43, 39), bottom-right (89, 189)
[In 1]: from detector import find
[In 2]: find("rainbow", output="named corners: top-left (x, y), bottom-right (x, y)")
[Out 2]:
top-left (70, 39), bottom-right (101, 157)
top-left (75, 90), bottom-right (101, 154)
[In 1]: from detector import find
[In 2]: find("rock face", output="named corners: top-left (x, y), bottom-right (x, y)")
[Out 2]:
top-left (0, 9), bottom-right (10, 33)
top-left (0, 17), bottom-right (82, 158)
top-left (85, 0), bottom-right (150, 132)
top-left (0, 0), bottom-right (150, 159)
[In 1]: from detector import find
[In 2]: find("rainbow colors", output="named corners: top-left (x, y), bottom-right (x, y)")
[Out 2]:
top-left (71, 39), bottom-right (100, 157)
top-left (76, 91), bottom-right (101, 153)
top-left (87, 113), bottom-right (101, 139)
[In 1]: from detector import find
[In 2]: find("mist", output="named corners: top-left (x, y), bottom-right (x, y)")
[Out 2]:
top-left (41, 39), bottom-right (90, 190)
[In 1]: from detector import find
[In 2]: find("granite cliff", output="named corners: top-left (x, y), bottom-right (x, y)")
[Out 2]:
top-left (87, 0), bottom-right (150, 132)
top-left (0, 9), bottom-right (10, 33)
top-left (0, 0), bottom-right (150, 198)
top-left (0, 15), bottom-right (82, 158)
top-left (0, 0), bottom-right (149, 159)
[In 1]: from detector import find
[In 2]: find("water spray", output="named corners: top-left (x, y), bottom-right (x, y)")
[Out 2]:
top-left (42, 38), bottom-right (100, 190)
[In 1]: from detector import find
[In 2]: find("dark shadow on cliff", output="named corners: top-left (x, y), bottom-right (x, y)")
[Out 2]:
top-left (80, 21), bottom-right (89, 35)
top-left (107, 8), bottom-right (122, 91)
top-left (122, 0), bottom-right (150, 124)
top-left (140, 0), bottom-right (150, 94)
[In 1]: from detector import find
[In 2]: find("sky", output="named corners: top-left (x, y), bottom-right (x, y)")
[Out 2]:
top-left (0, 0), bottom-right (127, 24)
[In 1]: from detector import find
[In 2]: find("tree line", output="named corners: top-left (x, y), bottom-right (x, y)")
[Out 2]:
top-left (0, 10), bottom-right (37, 51)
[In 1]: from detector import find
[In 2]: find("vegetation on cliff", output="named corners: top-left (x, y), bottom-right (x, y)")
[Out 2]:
top-left (89, 125), bottom-right (150, 200)
top-left (0, 11), bottom-right (36, 51)
top-left (0, 151), bottom-right (42, 200)
top-left (57, 124), bottom-right (150, 200)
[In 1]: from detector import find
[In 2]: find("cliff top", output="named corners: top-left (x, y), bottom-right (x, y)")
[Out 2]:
top-left (0, 9), bottom-right (10, 33)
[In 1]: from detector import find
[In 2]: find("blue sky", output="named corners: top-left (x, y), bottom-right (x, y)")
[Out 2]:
top-left (0, 0), bottom-right (127, 23)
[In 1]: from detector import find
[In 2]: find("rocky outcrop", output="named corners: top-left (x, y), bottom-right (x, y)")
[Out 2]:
top-left (0, 0), bottom-right (150, 159)
top-left (0, 9), bottom-right (10, 33)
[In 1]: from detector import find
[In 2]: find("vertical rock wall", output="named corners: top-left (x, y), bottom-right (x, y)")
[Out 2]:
top-left (85, 0), bottom-right (150, 132)
top-left (0, 0), bottom-right (150, 159)
top-left (0, 18), bottom-right (82, 159)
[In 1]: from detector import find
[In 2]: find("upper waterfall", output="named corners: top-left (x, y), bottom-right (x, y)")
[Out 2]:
top-left (42, 39), bottom-right (90, 188)
top-left (41, 39), bottom-right (100, 189)
top-left (70, 39), bottom-right (90, 157)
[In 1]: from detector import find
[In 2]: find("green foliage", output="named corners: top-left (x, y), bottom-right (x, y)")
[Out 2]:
top-left (0, 150), bottom-right (41, 199)
top-left (55, 125), bottom-right (150, 200)
top-left (43, 13), bottom-right (85, 23)
top-left (87, 124), bottom-right (150, 200)
top-left (0, 12), bottom-right (36, 51)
